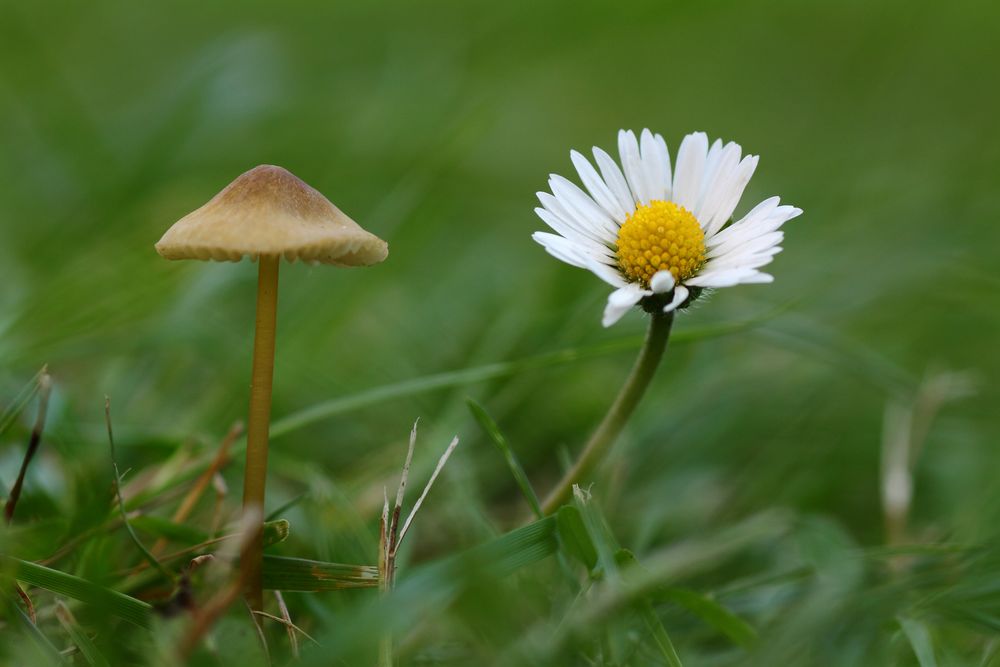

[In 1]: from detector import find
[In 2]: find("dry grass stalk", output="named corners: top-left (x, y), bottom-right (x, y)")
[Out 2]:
top-left (150, 421), bottom-right (243, 557)
top-left (177, 507), bottom-right (261, 659)
top-left (378, 421), bottom-right (460, 667)
top-left (4, 368), bottom-right (52, 524)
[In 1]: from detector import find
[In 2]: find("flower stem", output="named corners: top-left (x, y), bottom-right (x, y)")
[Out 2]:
top-left (541, 310), bottom-right (674, 515)
top-left (243, 255), bottom-right (280, 610)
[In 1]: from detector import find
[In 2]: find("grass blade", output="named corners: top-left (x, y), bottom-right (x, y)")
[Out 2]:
top-left (8, 600), bottom-right (64, 665)
top-left (3, 556), bottom-right (153, 629)
top-left (105, 398), bottom-right (174, 583)
top-left (615, 549), bottom-right (683, 667)
top-left (270, 314), bottom-right (779, 440)
top-left (257, 518), bottom-right (568, 612)
top-left (556, 505), bottom-right (597, 571)
top-left (55, 601), bottom-right (111, 667)
top-left (467, 398), bottom-right (542, 519)
top-left (657, 587), bottom-right (757, 648)
top-left (900, 617), bottom-right (938, 667)
top-left (638, 600), bottom-right (684, 667)
top-left (124, 313), bottom-right (784, 512)
top-left (261, 556), bottom-right (379, 592)
top-left (0, 366), bottom-right (45, 439)
top-left (130, 515), bottom-right (209, 544)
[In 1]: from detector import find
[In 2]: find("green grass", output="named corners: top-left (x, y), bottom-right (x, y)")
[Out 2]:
top-left (2, 0), bottom-right (1000, 664)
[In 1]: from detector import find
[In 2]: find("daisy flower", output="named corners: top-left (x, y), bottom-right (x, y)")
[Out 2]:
top-left (532, 130), bottom-right (802, 327)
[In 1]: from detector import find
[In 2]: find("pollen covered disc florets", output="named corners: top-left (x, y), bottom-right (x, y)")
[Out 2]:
top-left (616, 200), bottom-right (706, 287)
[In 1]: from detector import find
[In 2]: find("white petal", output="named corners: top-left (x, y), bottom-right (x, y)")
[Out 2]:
top-left (533, 232), bottom-right (590, 269)
top-left (536, 231), bottom-right (628, 288)
top-left (709, 243), bottom-right (784, 267)
top-left (708, 196), bottom-right (780, 242)
top-left (549, 175), bottom-right (619, 239)
top-left (593, 147), bottom-right (636, 213)
top-left (619, 130), bottom-right (650, 205)
top-left (702, 248), bottom-right (781, 273)
top-left (695, 142), bottom-right (742, 226)
top-left (537, 192), bottom-right (611, 246)
top-left (702, 154), bottom-right (758, 237)
top-left (602, 283), bottom-right (648, 327)
top-left (583, 255), bottom-right (628, 288)
top-left (708, 205), bottom-right (798, 255)
top-left (741, 272), bottom-right (774, 284)
top-left (571, 150), bottom-right (628, 223)
top-left (672, 132), bottom-right (709, 211)
top-left (534, 206), bottom-right (616, 261)
top-left (640, 129), bottom-right (671, 202)
top-left (707, 198), bottom-right (799, 248)
top-left (662, 285), bottom-right (689, 313)
top-left (649, 270), bottom-right (675, 294)
top-left (696, 139), bottom-right (727, 207)
top-left (707, 230), bottom-right (784, 259)
top-left (685, 268), bottom-right (766, 288)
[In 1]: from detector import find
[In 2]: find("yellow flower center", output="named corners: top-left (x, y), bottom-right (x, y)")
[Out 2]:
top-left (616, 200), bottom-right (706, 287)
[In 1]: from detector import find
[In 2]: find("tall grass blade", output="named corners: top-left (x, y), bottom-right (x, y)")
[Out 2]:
top-left (656, 587), bottom-right (757, 648)
top-left (468, 398), bottom-right (542, 519)
top-left (0, 366), bottom-right (45, 439)
top-left (638, 599), bottom-right (684, 667)
top-left (105, 398), bottom-right (174, 583)
top-left (270, 314), bottom-right (779, 440)
top-left (556, 505), bottom-right (597, 571)
top-left (9, 601), bottom-right (64, 665)
top-left (123, 314), bottom-right (784, 512)
top-left (3, 556), bottom-right (153, 629)
top-left (55, 601), bottom-right (111, 667)
top-left (900, 617), bottom-right (938, 667)
top-left (261, 555), bottom-right (379, 591)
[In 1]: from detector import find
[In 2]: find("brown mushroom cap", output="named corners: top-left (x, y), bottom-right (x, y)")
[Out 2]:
top-left (155, 165), bottom-right (388, 266)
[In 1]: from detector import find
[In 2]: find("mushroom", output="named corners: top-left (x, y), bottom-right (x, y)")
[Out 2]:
top-left (156, 165), bottom-right (387, 608)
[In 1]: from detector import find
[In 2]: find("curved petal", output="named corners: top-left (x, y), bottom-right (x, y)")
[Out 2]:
top-left (662, 285), bottom-right (690, 313)
top-left (534, 232), bottom-right (628, 290)
top-left (532, 232), bottom-right (590, 269)
top-left (672, 132), bottom-right (709, 211)
top-left (593, 146), bottom-right (636, 214)
top-left (739, 272), bottom-right (774, 284)
top-left (708, 202), bottom-right (799, 254)
top-left (619, 130), bottom-right (651, 205)
top-left (602, 283), bottom-right (648, 327)
top-left (649, 269), bottom-right (675, 294)
top-left (702, 248), bottom-right (782, 274)
top-left (685, 268), bottom-right (766, 288)
top-left (583, 255), bottom-right (628, 289)
top-left (696, 139), bottom-right (727, 208)
top-left (537, 192), bottom-right (613, 247)
top-left (534, 206), bottom-right (616, 261)
top-left (571, 150), bottom-right (628, 223)
top-left (707, 230), bottom-right (784, 260)
top-left (695, 141), bottom-right (744, 226)
top-left (549, 175), bottom-right (619, 239)
top-left (640, 129), bottom-right (671, 202)
top-left (702, 154), bottom-right (759, 237)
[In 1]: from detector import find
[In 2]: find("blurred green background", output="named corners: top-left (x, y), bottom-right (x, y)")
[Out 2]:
top-left (1, 0), bottom-right (998, 664)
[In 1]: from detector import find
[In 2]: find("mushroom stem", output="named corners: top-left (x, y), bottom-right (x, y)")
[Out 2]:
top-left (242, 254), bottom-right (280, 610)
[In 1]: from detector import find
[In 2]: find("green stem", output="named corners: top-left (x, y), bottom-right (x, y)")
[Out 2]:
top-left (541, 310), bottom-right (674, 515)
